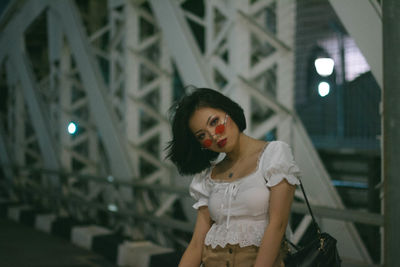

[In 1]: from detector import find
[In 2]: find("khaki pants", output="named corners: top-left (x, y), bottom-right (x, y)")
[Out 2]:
top-left (201, 244), bottom-right (284, 267)
top-left (201, 244), bottom-right (258, 267)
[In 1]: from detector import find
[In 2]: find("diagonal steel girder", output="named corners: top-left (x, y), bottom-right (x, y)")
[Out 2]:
top-left (49, 0), bottom-right (134, 181)
top-left (0, 1), bottom-right (51, 178)
top-left (9, 50), bottom-right (61, 178)
top-left (149, 0), bottom-right (212, 87)
top-left (0, 0), bottom-right (61, 185)
top-left (329, 0), bottom-right (382, 88)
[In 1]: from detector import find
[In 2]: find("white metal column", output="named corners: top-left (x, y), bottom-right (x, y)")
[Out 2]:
top-left (124, 0), bottom-right (175, 243)
top-left (329, 0), bottom-right (382, 88)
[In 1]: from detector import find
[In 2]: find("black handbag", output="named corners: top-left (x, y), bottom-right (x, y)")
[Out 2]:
top-left (284, 181), bottom-right (341, 267)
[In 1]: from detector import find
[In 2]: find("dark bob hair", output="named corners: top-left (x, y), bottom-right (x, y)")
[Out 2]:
top-left (166, 88), bottom-right (246, 175)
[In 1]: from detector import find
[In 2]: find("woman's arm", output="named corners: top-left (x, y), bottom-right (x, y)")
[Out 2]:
top-left (254, 179), bottom-right (296, 267)
top-left (179, 206), bottom-right (213, 267)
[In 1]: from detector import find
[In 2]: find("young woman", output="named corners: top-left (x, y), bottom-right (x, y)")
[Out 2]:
top-left (167, 88), bottom-right (300, 267)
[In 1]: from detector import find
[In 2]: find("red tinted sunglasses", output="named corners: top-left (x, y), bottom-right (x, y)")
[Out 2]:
top-left (202, 114), bottom-right (228, 148)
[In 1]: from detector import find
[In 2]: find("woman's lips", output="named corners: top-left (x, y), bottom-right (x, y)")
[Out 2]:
top-left (217, 138), bottom-right (227, 148)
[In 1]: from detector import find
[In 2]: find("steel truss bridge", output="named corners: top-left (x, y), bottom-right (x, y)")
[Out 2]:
top-left (0, 0), bottom-right (385, 266)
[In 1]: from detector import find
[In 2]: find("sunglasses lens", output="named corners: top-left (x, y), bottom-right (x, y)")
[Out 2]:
top-left (203, 139), bottom-right (212, 148)
top-left (215, 124), bottom-right (225, 134)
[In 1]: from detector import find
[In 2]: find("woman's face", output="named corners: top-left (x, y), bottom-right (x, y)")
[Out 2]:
top-left (189, 107), bottom-right (238, 152)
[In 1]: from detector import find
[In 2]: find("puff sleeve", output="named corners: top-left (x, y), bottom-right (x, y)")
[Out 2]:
top-left (189, 169), bottom-right (212, 209)
top-left (262, 141), bottom-right (301, 187)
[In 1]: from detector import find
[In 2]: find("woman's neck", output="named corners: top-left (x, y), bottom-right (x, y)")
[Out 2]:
top-left (225, 134), bottom-right (257, 163)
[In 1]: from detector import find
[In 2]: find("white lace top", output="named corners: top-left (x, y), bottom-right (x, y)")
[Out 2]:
top-left (189, 141), bottom-right (301, 248)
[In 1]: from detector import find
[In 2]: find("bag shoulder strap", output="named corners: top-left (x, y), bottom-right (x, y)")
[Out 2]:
top-left (299, 180), bottom-right (321, 234)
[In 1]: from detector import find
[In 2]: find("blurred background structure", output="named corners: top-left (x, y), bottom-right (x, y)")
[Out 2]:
top-left (0, 0), bottom-right (394, 266)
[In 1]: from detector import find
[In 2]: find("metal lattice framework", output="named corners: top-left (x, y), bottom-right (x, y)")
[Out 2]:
top-left (0, 0), bottom-right (383, 264)
top-left (109, 0), bottom-right (176, 241)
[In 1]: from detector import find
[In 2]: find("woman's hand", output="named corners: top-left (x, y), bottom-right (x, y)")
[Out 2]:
top-left (178, 206), bottom-right (212, 267)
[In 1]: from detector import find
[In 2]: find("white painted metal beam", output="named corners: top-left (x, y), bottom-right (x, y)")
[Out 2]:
top-left (9, 50), bottom-right (61, 182)
top-left (328, 0), bottom-right (382, 88)
top-left (0, 1), bottom-right (65, 186)
top-left (50, 1), bottom-right (134, 181)
top-left (149, 0), bottom-right (211, 87)
top-left (237, 10), bottom-right (291, 53)
top-left (47, 7), bottom-right (63, 66)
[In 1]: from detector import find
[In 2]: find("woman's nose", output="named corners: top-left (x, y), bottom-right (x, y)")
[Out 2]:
top-left (211, 132), bottom-right (222, 140)
top-left (209, 132), bottom-right (218, 140)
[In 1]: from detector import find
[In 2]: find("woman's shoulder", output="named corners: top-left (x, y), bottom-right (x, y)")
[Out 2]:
top-left (263, 140), bottom-right (291, 154)
top-left (261, 140), bottom-right (301, 186)
top-left (259, 140), bottom-right (295, 166)
top-left (190, 168), bottom-right (213, 191)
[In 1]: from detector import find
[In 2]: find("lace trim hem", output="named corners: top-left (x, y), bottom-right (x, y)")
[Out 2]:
top-left (204, 221), bottom-right (267, 249)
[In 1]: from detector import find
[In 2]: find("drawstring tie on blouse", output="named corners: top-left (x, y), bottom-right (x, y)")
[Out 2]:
top-left (220, 183), bottom-right (239, 229)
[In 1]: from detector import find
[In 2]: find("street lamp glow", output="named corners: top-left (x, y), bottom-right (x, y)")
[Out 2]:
top-left (314, 57), bottom-right (334, 76)
top-left (318, 82), bottom-right (330, 97)
top-left (67, 122), bottom-right (77, 135)
top-left (107, 175), bottom-right (114, 183)
top-left (108, 204), bottom-right (118, 212)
